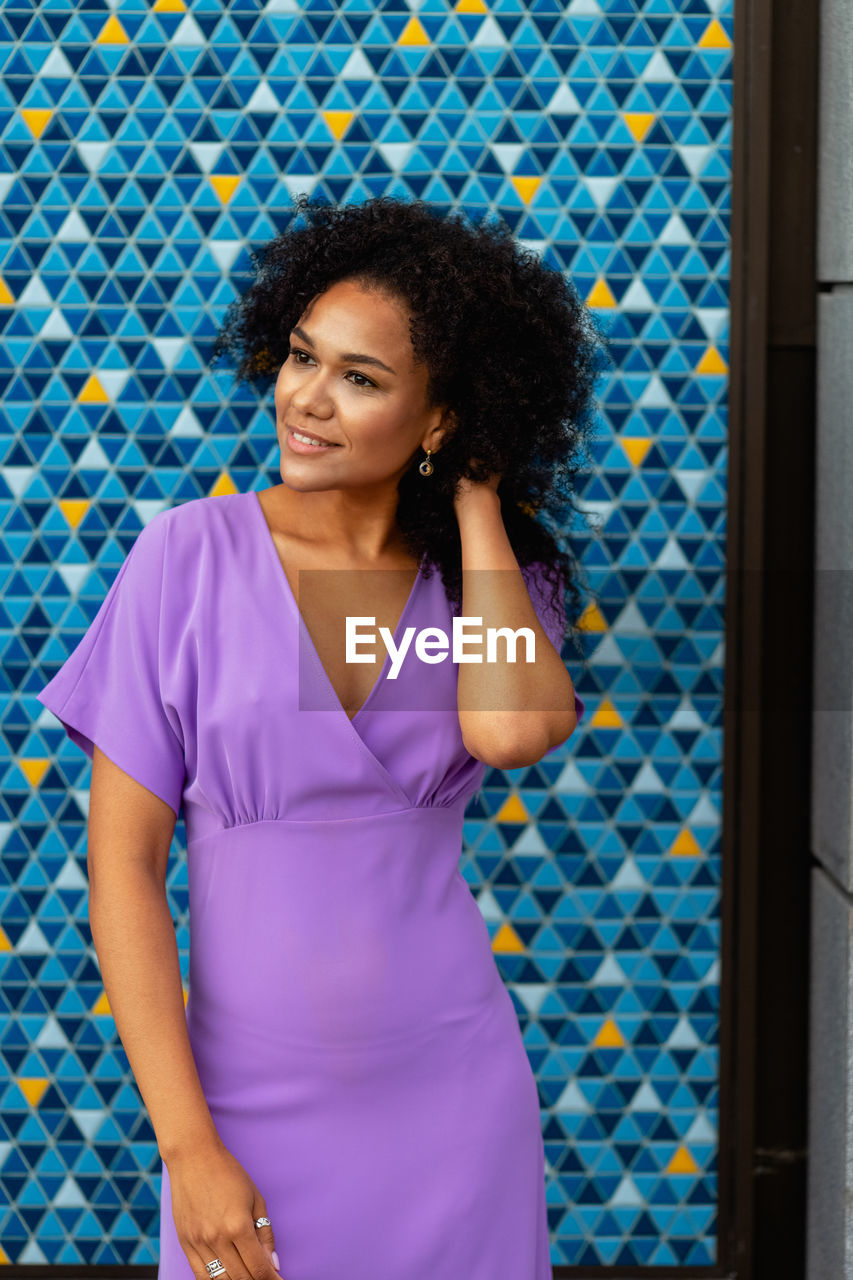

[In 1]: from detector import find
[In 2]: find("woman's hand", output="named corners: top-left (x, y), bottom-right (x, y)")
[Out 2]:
top-left (452, 459), bottom-right (502, 513)
top-left (166, 1139), bottom-right (284, 1280)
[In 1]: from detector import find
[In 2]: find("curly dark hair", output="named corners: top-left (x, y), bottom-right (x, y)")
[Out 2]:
top-left (209, 194), bottom-right (611, 659)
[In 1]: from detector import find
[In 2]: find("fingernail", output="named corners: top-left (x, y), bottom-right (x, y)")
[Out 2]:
top-left (271, 1251), bottom-right (280, 1272)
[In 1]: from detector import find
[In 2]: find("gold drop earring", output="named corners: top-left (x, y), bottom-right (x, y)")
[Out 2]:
top-left (419, 448), bottom-right (434, 477)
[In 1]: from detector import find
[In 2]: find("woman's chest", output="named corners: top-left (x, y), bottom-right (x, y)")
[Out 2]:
top-left (270, 544), bottom-right (422, 721)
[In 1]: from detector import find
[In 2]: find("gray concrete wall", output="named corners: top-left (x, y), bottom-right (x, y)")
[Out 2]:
top-left (808, 0), bottom-right (853, 1272)
top-left (817, 0), bottom-right (853, 284)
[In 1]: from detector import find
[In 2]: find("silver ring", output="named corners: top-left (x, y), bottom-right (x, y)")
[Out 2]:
top-left (254, 1216), bottom-right (271, 1228)
top-left (205, 1263), bottom-right (226, 1278)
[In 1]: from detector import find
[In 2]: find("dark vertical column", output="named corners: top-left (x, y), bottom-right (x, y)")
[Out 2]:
top-left (725, 0), bottom-right (818, 1277)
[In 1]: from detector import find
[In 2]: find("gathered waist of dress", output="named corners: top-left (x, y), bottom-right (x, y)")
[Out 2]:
top-left (184, 802), bottom-right (466, 850)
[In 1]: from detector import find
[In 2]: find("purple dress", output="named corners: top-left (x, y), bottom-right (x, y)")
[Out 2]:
top-left (36, 490), bottom-right (585, 1280)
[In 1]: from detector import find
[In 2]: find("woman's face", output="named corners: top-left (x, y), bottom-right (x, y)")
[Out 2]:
top-left (273, 277), bottom-right (449, 494)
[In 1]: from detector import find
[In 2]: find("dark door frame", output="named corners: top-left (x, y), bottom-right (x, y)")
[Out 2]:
top-left (721, 0), bottom-right (817, 1277)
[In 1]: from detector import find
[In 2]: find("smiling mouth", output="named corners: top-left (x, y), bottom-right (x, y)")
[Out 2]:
top-left (287, 427), bottom-right (342, 448)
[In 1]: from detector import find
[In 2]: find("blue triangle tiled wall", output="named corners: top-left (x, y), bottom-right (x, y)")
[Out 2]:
top-left (16, 0), bottom-right (729, 1267)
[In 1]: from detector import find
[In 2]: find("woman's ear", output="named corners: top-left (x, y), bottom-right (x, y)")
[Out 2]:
top-left (420, 407), bottom-right (458, 459)
top-left (433, 408), bottom-right (458, 452)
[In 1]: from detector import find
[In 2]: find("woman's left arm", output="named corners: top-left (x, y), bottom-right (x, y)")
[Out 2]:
top-left (453, 478), bottom-right (578, 769)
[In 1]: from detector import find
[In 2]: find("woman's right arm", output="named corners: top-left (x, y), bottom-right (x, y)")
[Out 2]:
top-left (88, 744), bottom-right (218, 1163)
top-left (87, 746), bottom-right (283, 1280)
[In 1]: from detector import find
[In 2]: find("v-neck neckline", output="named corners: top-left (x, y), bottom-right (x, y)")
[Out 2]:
top-left (250, 488), bottom-right (423, 726)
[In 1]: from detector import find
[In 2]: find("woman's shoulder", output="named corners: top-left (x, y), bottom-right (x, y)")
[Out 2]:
top-left (149, 492), bottom-right (252, 581)
top-left (151, 491), bottom-right (253, 550)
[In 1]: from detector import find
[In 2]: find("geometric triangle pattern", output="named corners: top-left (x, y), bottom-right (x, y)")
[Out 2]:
top-left (16, 0), bottom-right (731, 1266)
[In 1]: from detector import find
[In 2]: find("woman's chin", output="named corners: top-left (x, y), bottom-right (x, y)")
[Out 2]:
top-left (278, 464), bottom-right (336, 493)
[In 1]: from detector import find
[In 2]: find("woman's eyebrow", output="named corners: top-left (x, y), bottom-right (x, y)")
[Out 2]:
top-left (290, 324), bottom-right (397, 376)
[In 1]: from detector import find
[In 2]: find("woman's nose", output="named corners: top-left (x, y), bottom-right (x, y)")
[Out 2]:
top-left (290, 367), bottom-right (333, 416)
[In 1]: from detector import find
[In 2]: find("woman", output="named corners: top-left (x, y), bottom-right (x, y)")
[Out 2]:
top-left (36, 195), bottom-right (607, 1280)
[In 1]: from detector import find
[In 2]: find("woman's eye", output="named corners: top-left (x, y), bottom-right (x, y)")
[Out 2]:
top-left (288, 348), bottom-right (374, 389)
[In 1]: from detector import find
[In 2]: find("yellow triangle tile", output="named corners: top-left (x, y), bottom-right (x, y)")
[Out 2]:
top-left (399, 16), bottom-right (430, 44)
top-left (78, 374), bottom-right (109, 403)
top-left (210, 174), bottom-right (241, 204)
top-left (510, 175), bottom-right (540, 204)
top-left (578, 601), bottom-right (606, 633)
top-left (18, 1077), bottom-right (50, 1105)
top-left (97, 15), bottom-right (129, 43)
top-left (587, 277), bottom-right (616, 308)
top-left (22, 109), bottom-right (52, 139)
top-left (492, 921), bottom-right (525, 953)
top-left (670, 828), bottom-right (701, 857)
top-left (0, 276), bottom-right (13, 305)
top-left (667, 1144), bottom-right (699, 1174)
top-left (623, 112), bottom-right (655, 142)
top-left (21, 759), bottom-right (51, 786)
top-left (591, 697), bottom-right (622, 728)
top-left (456, 0), bottom-right (488, 10)
top-left (697, 344), bottom-right (728, 375)
top-left (59, 499), bottom-right (90, 528)
top-left (621, 437), bottom-right (653, 466)
top-left (593, 1016), bottom-right (625, 1048)
top-left (699, 18), bottom-right (731, 49)
top-left (323, 110), bottom-right (354, 140)
top-left (210, 473), bottom-right (240, 498)
top-left (0, 1247), bottom-right (9, 1263)
top-left (0, 927), bottom-right (12, 951)
top-left (93, 990), bottom-right (112, 1015)
top-left (496, 794), bottom-right (529, 823)
top-left (154, 0), bottom-right (187, 9)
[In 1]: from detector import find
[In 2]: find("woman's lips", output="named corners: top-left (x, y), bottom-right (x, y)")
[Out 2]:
top-left (286, 428), bottom-right (342, 454)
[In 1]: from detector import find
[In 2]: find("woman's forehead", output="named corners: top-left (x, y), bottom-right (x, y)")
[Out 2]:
top-left (298, 280), bottom-right (415, 358)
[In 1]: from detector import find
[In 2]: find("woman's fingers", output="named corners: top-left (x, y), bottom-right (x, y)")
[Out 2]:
top-left (251, 1197), bottom-right (281, 1276)
top-left (185, 1240), bottom-right (226, 1280)
top-left (188, 1219), bottom-right (282, 1280)
top-left (230, 1215), bottom-right (283, 1280)
top-left (203, 1238), bottom-right (246, 1280)
top-left (213, 1230), bottom-right (269, 1280)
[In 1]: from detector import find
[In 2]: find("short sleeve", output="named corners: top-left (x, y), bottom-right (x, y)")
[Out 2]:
top-left (524, 560), bottom-right (585, 725)
top-left (36, 512), bottom-right (186, 817)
